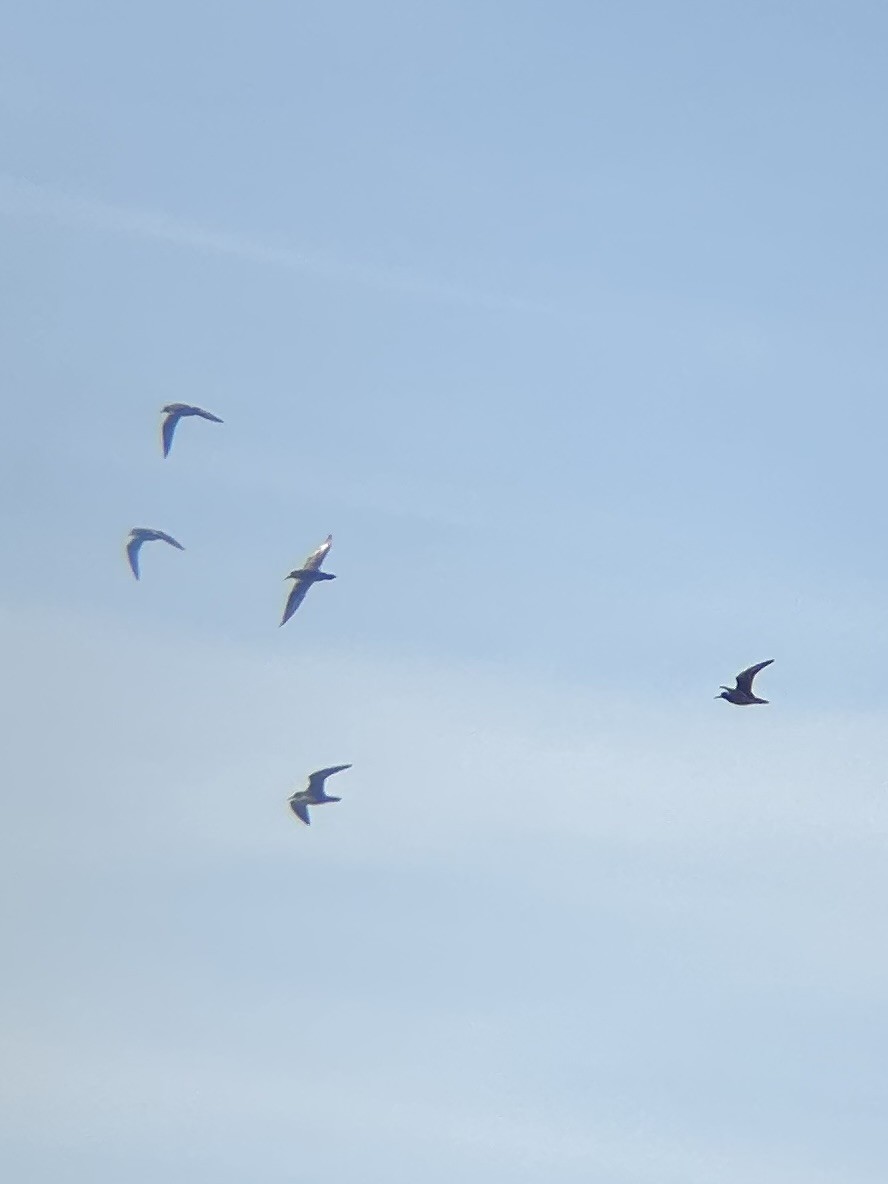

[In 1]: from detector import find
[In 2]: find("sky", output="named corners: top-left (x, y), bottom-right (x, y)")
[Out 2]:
top-left (2, 1), bottom-right (888, 1180)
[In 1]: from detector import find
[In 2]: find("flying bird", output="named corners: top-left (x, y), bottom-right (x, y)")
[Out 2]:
top-left (716, 659), bottom-right (774, 705)
top-left (280, 534), bottom-right (335, 627)
top-left (161, 403), bottom-right (223, 457)
top-left (288, 764), bottom-right (352, 825)
top-left (126, 527), bottom-right (185, 580)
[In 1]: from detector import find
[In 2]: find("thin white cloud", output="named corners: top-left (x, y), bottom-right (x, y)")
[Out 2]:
top-left (3, 606), bottom-right (887, 1181)
top-left (0, 173), bottom-right (770, 364)
top-left (5, 604), bottom-right (888, 1000)
top-left (2, 1025), bottom-right (872, 1184)
top-left (0, 172), bottom-right (541, 314)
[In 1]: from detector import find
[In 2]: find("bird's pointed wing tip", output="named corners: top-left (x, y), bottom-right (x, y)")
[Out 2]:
top-left (289, 799), bottom-right (311, 825)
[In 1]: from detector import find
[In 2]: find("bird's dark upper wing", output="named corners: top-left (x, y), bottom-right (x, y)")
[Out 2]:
top-left (126, 537), bottom-right (141, 579)
top-left (155, 531), bottom-right (185, 550)
top-left (736, 659), bottom-right (774, 694)
top-left (306, 764), bottom-right (352, 796)
top-left (280, 578), bottom-right (310, 626)
top-left (161, 412), bottom-right (180, 457)
top-left (193, 406), bottom-right (223, 423)
top-left (302, 535), bottom-right (333, 573)
top-left (289, 797), bottom-right (311, 825)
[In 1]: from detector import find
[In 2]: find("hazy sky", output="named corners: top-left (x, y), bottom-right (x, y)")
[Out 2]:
top-left (3, 2), bottom-right (888, 1181)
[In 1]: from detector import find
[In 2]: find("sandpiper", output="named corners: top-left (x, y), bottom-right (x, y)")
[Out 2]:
top-left (160, 403), bottom-right (223, 457)
top-left (280, 535), bottom-right (335, 626)
top-left (716, 659), bottom-right (774, 705)
top-left (125, 527), bottom-right (185, 580)
top-left (288, 764), bottom-right (352, 825)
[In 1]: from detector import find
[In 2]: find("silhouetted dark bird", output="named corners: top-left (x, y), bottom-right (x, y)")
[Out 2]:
top-left (280, 535), bottom-right (335, 626)
top-left (125, 527), bottom-right (185, 579)
top-left (288, 764), bottom-right (352, 825)
top-left (716, 659), bottom-right (774, 705)
top-left (161, 403), bottom-right (223, 457)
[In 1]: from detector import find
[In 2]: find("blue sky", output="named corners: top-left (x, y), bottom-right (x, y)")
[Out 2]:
top-left (2, 2), bottom-right (888, 1180)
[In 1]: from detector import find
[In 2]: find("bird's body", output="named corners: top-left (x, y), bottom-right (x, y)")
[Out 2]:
top-left (125, 527), bottom-right (185, 579)
top-left (716, 659), bottom-right (774, 705)
top-left (288, 764), bottom-right (352, 825)
top-left (161, 403), bottom-right (223, 457)
top-left (280, 535), bottom-right (335, 626)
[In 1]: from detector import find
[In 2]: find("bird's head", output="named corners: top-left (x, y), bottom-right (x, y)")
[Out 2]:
top-left (715, 689), bottom-right (730, 699)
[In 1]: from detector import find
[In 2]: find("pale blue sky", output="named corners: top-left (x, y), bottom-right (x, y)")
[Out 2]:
top-left (2, 2), bottom-right (888, 1181)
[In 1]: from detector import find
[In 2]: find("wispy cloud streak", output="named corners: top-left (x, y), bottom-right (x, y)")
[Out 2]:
top-left (0, 172), bottom-right (541, 314)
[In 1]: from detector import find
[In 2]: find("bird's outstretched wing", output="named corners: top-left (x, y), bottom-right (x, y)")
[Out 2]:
top-left (153, 531), bottom-right (185, 550)
top-left (280, 578), bottom-right (310, 626)
top-left (306, 764), bottom-right (352, 797)
top-left (193, 406), bottom-right (223, 423)
top-left (161, 410), bottom-right (181, 458)
top-left (736, 659), bottom-right (774, 694)
top-left (289, 797), bottom-right (311, 825)
top-left (303, 535), bottom-right (333, 573)
top-left (126, 536), bottom-right (142, 579)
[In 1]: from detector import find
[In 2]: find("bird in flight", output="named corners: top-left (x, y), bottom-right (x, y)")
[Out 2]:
top-left (716, 659), bottom-right (774, 705)
top-left (161, 403), bottom-right (223, 458)
top-left (288, 764), bottom-right (352, 825)
top-left (126, 527), bottom-right (185, 580)
top-left (280, 534), bottom-right (335, 627)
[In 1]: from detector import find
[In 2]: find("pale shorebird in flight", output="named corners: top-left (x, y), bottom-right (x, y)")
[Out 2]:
top-left (716, 659), bottom-right (774, 705)
top-left (280, 534), bottom-right (335, 627)
top-left (125, 527), bottom-right (185, 580)
top-left (161, 403), bottom-right (223, 458)
top-left (288, 764), bottom-right (352, 825)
